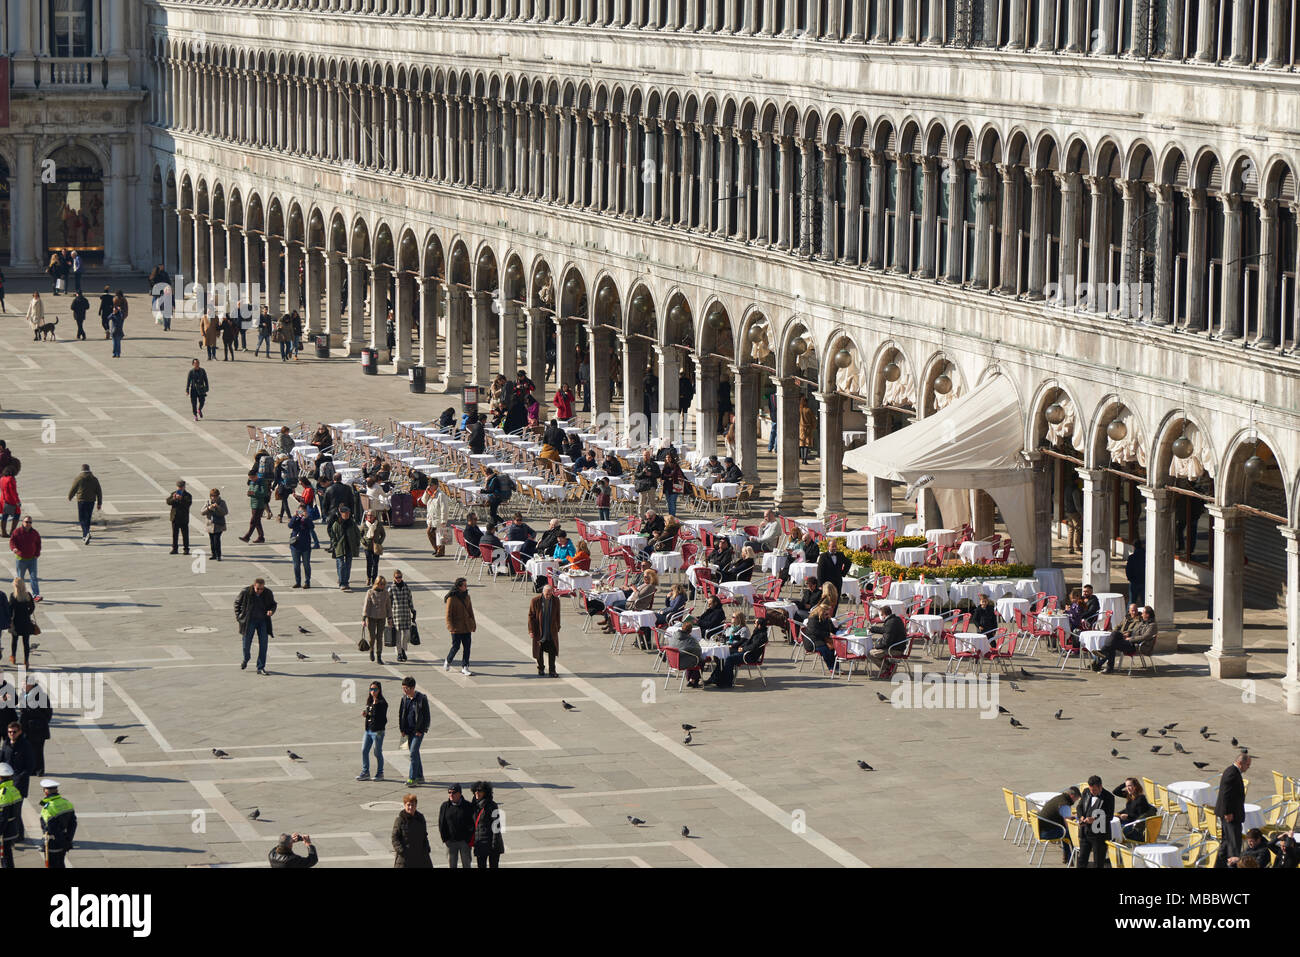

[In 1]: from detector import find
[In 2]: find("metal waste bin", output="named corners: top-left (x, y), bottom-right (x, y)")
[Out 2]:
top-left (314, 334), bottom-right (330, 359)
top-left (409, 366), bottom-right (426, 393)
top-left (361, 347), bottom-right (378, 374)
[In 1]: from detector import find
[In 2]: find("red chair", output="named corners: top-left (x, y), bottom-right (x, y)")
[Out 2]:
top-left (739, 643), bottom-right (768, 687)
top-left (575, 518), bottom-right (595, 542)
top-left (507, 550), bottom-right (532, 591)
top-left (680, 542), bottom-right (699, 567)
top-left (984, 628), bottom-right (1017, 672)
top-left (875, 576), bottom-right (892, 600)
top-left (1029, 592), bottom-right (1049, 615)
top-left (607, 609), bottom-right (642, 654)
top-left (476, 544), bottom-right (503, 582)
top-left (452, 525), bottom-right (470, 566)
top-left (945, 633), bottom-right (981, 674)
top-left (1056, 627), bottom-right (1083, 670)
top-left (662, 647), bottom-right (701, 692)
top-left (831, 636), bottom-right (868, 680)
top-left (546, 568), bottom-right (577, 598)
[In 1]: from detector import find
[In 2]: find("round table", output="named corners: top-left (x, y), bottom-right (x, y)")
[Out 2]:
top-left (983, 580), bottom-right (1018, 599)
top-left (1014, 579), bottom-right (1043, 601)
top-left (536, 484), bottom-right (567, 500)
top-left (844, 529), bottom-right (877, 550)
top-left (894, 547), bottom-right (927, 566)
top-left (1167, 781), bottom-right (1216, 812)
top-left (1034, 567), bottom-right (1067, 601)
top-left (761, 553), bottom-right (788, 575)
top-left (912, 581), bottom-right (950, 607)
top-left (525, 557), bottom-right (558, 577)
top-left (684, 519), bottom-right (715, 536)
top-left (953, 632), bottom-right (991, 655)
top-left (665, 625), bottom-right (703, 646)
top-left (1095, 592), bottom-right (1127, 624)
top-left (925, 528), bottom-right (957, 547)
top-left (903, 522), bottom-right (924, 537)
top-left (788, 562), bottom-right (818, 585)
top-left (558, 573), bottom-right (593, 593)
top-left (712, 482), bottom-right (740, 499)
top-left (841, 632), bottom-right (874, 657)
top-left (1025, 791), bottom-right (1062, 808)
top-left (650, 551), bottom-right (684, 574)
top-left (685, 564), bottom-right (711, 587)
top-left (502, 540), bottom-right (528, 553)
top-left (618, 534), bottom-right (648, 550)
top-left (620, 610), bottom-right (658, 629)
top-left (1133, 843), bottom-right (1182, 868)
top-left (762, 600), bottom-right (797, 618)
top-left (1079, 630), bottom-right (1111, 652)
top-left (958, 541), bottom-right (993, 564)
top-left (840, 578), bottom-right (861, 602)
top-left (908, 614), bottom-right (946, 637)
top-left (995, 596), bottom-right (1030, 622)
top-left (871, 598), bottom-right (906, 618)
top-left (719, 581), bottom-right (755, 602)
top-left (698, 640), bottom-right (729, 661)
top-left (872, 512), bottom-right (904, 534)
top-left (1244, 803), bottom-right (1264, 830)
top-left (588, 520), bottom-right (619, 538)
top-left (1038, 613), bottom-right (1071, 636)
top-left (797, 518), bottom-right (825, 535)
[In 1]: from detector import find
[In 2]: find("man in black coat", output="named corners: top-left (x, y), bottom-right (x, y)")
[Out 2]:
top-left (398, 677), bottom-right (431, 786)
top-left (438, 783), bottom-right (476, 868)
top-left (97, 285), bottom-right (114, 338)
top-left (868, 610), bottom-right (906, 672)
top-left (18, 679), bottom-right (51, 777)
top-left (166, 480), bottom-right (193, 555)
top-left (320, 475), bottom-right (354, 524)
top-left (268, 832), bottom-right (317, 868)
top-left (970, 594), bottom-right (999, 639)
top-left (0, 723), bottom-right (33, 840)
top-left (466, 415), bottom-right (486, 455)
top-left (815, 538), bottom-right (848, 597)
top-left (1214, 751), bottom-right (1251, 867)
top-left (1074, 775), bottom-right (1116, 867)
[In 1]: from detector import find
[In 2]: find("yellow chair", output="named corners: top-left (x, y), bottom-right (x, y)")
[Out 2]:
top-left (1199, 837), bottom-right (1221, 866)
top-left (1154, 784), bottom-right (1181, 836)
top-left (1143, 815), bottom-right (1164, 844)
top-left (1181, 834), bottom-right (1208, 867)
top-left (1107, 841), bottom-right (1125, 868)
top-left (1242, 777), bottom-right (1250, 797)
top-left (1202, 807), bottom-right (1222, 839)
top-left (1119, 844), bottom-right (1135, 868)
top-left (1272, 770), bottom-right (1292, 800)
top-left (1013, 793), bottom-right (1032, 846)
top-left (1262, 801), bottom-right (1300, 838)
top-left (1184, 802), bottom-right (1203, 833)
top-left (1065, 818), bottom-right (1083, 868)
top-left (1001, 788), bottom-right (1019, 841)
top-left (1030, 815), bottom-right (1067, 867)
top-left (1141, 777), bottom-right (1157, 801)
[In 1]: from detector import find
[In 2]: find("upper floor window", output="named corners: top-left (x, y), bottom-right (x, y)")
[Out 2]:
top-left (50, 0), bottom-right (93, 58)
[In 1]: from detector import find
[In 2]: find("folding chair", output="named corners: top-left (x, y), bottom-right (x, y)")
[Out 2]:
top-left (662, 648), bottom-right (701, 692)
top-left (831, 636), bottom-right (868, 681)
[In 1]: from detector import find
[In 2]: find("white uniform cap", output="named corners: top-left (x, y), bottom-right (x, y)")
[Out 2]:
top-left (39, 779), bottom-right (59, 789)
top-left (0, 764), bottom-right (12, 776)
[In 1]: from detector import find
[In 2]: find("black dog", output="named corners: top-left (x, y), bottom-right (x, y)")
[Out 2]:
top-left (35, 318), bottom-right (58, 341)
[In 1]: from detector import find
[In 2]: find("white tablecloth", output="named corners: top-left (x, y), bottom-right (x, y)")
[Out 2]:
top-left (840, 632), bottom-right (874, 657)
top-left (1134, 844), bottom-right (1182, 868)
top-left (1039, 613), bottom-right (1071, 635)
top-left (1244, 803), bottom-right (1264, 830)
top-left (618, 534), bottom-right (647, 550)
top-left (650, 551), bottom-right (684, 574)
top-left (719, 581), bottom-right (755, 602)
top-left (1166, 781), bottom-right (1216, 813)
top-left (525, 557), bottom-right (558, 577)
top-left (666, 625), bottom-right (703, 646)
top-left (926, 528), bottom-right (957, 547)
top-left (684, 519), bottom-right (715, 536)
top-left (904, 522), bottom-right (924, 537)
top-left (845, 529), bottom-right (877, 550)
top-left (912, 581), bottom-right (949, 606)
top-left (1035, 567), bottom-right (1067, 600)
top-left (909, 614), bottom-right (945, 636)
top-left (873, 512), bottom-right (904, 534)
top-left (983, 580), bottom-right (1018, 599)
top-left (995, 596), bottom-right (1030, 621)
top-left (1095, 592), bottom-right (1127, 623)
top-left (621, 610), bottom-right (658, 628)
top-left (588, 520), bottom-right (620, 538)
top-left (558, 572), bottom-right (593, 593)
top-left (954, 632), bottom-right (992, 654)
top-left (1079, 630), bottom-right (1111, 652)
top-left (698, 640), bottom-right (729, 661)
top-left (894, 547), bottom-right (927, 566)
top-left (797, 518), bottom-right (825, 534)
top-left (763, 600), bottom-right (796, 618)
top-left (789, 562), bottom-right (818, 585)
top-left (958, 541), bottom-right (993, 564)
top-left (502, 540), bottom-right (528, 553)
top-left (840, 578), bottom-right (861, 602)
top-left (685, 564), bottom-right (711, 587)
top-left (871, 599), bottom-right (906, 617)
top-left (761, 553), bottom-right (788, 575)
top-left (1014, 579), bottom-right (1042, 601)
top-left (712, 482), bottom-right (740, 499)
top-left (536, 484), bottom-right (567, 500)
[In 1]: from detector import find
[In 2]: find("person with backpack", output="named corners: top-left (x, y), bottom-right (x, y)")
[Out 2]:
top-left (482, 467), bottom-right (512, 525)
top-left (594, 478), bottom-right (612, 522)
top-left (275, 455), bottom-right (300, 523)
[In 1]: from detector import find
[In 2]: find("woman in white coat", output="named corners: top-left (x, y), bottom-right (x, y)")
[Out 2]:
top-left (25, 293), bottom-right (44, 341)
top-left (425, 484), bottom-right (451, 557)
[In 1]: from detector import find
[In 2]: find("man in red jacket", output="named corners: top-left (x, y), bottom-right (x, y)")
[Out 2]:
top-left (9, 516), bottom-right (40, 601)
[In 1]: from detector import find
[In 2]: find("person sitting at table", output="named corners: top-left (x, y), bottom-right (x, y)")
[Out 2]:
top-left (408, 467), bottom-right (430, 497)
top-left (970, 593), bottom-right (999, 640)
top-left (310, 423), bottom-right (333, 456)
top-left (437, 407), bottom-right (457, 429)
top-left (867, 607), bottom-right (906, 672)
top-left (1094, 605), bottom-right (1158, 674)
top-left (562, 429), bottom-right (582, 457)
top-left (523, 393), bottom-right (542, 433)
top-left (578, 449), bottom-right (599, 472)
top-left (462, 513), bottom-right (483, 559)
top-left (1111, 777), bottom-right (1157, 841)
top-left (705, 534), bottom-right (733, 571)
top-left (543, 420), bottom-right (565, 455)
top-left (1264, 832), bottom-right (1300, 869)
top-left (567, 539), bottom-right (592, 572)
top-left (312, 452), bottom-right (335, 485)
top-left (720, 545), bottom-right (756, 583)
top-left (530, 519), bottom-right (563, 560)
top-left (482, 467), bottom-right (513, 525)
top-left (505, 513), bottom-right (535, 543)
top-left (1066, 590), bottom-right (1088, 635)
top-left (601, 569), bottom-right (660, 625)
top-left (649, 516), bottom-right (680, 556)
top-left (655, 584), bottom-right (689, 626)
top-left (706, 613), bottom-right (769, 689)
top-left (696, 595), bottom-right (726, 640)
top-left (663, 615), bottom-right (704, 688)
top-left (655, 441), bottom-right (679, 464)
top-left (750, 510), bottom-right (782, 552)
top-left (641, 509), bottom-right (665, 540)
top-left (1036, 787), bottom-right (1083, 864)
top-left (815, 538), bottom-right (847, 595)
top-left (478, 523), bottom-right (504, 551)
top-left (722, 611), bottom-right (749, 645)
top-left (791, 577), bottom-right (821, 623)
top-left (719, 457), bottom-right (743, 484)
top-left (804, 602), bottom-right (838, 671)
top-left (781, 531), bottom-right (819, 583)
top-left (700, 455), bottom-right (723, 477)
top-left (602, 451), bottom-right (624, 477)
top-left (1080, 583), bottom-right (1101, 625)
top-left (551, 531), bottom-right (576, 563)
top-left (466, 414), bottom-right (486, 455)
top-left (819, 581), bottom-right (840, 616)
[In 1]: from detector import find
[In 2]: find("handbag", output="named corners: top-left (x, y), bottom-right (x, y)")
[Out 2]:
top-left (55, 277), bottom-right (64, 291)
top-left (357, 626), bottom-right (371, 652)
top-left (409, 623), bottom-right (421, 646)
top-left (31, 623), bottom-right (41, 636)
top-left (384, 624), bottom-right (398, 648)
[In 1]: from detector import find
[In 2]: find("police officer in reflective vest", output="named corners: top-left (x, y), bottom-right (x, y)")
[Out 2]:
top-left (39, 779), bottom-right (76, 869)
top-left (0, 764), bottom-right (21, 868)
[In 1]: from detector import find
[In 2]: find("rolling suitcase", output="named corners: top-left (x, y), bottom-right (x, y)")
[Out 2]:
top-left (389, 492), bottom-right (414, 527)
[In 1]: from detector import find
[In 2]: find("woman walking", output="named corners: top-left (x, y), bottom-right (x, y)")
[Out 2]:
top-left (389, 569), bottom-right (416, 663)
top-left (361, 509), bottom-right (386, 586)
top-left (471, 782), bottom-right (504, 869)
top-left (9, 578), bottom-right (35, 668)
top-left (362, 576), bottom-right (392, 665)
top-left (201, 488), bottom-right (228, 561)
top-left (660, 451), bottom-right (687, 518)
top-left (391, 793), bottom-right (432, 868)
top-left (357, 681), bottom-right (387, 782)
top-left (185, 359), bottom-right (209, 421)
top-left (239, 468), bottom-right (268, 543)
top-left (288, 504), bottom-right (315, 588)
top-left (443, 577), bottom-right (476, 676)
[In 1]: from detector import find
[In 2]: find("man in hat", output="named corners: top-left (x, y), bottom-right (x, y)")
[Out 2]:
top-left (166, 479), bottom-right (192, 555)
top-left (39, 779), bottom-right (76, 868)
top-left (0, 722), bottom-right (32, 841)
top-left (438, 782), bottom-right (475, 869)
top-left (268, 831), bottom-right (317, 868)
top-left (327, 504), bottom-right (362, 592)
top-left (0, 763), bottom-right (20, 867)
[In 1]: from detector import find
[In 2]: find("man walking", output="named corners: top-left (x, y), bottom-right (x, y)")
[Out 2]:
top-left (67, 463), bottom-right (102, 544)
top-left (438, 783), bottom-right (475, 868)
top-left (9, 516), bottom-right (41, 600)
top-left (328, 505), bottom-right (362, 592)
top-left (1215, 751), bottom-right (1252, 867)
top-left (398, 677), bottom-right (430, 787)
top-left (38, 780), bottom-right (76, 868)
top-left (109, 303), bottom-right (125, 358)
top-left (528, 584), bottom-right (562, 678)
top-left (98, 285), bottom-right (114, 338)
top-left (18, 678), bottom-right (51, 777)
top-left (70, 290), bottom-right (90, 340)
top-left (254, 306), bottom-right (273, 357)
top-left (234, 578), bottom-right (277, 675)
top-left (71, 251), bottom-right (83, 295)
top-left (166, 480), bottom-right (193, 555)
top-left (1, 723), bottom-right (32, 842)
top-left (186, 359), bottom-right (210, 421)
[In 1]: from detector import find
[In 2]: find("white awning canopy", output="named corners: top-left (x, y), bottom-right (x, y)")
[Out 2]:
top-left (843, 376), bottom-right (1036, 555)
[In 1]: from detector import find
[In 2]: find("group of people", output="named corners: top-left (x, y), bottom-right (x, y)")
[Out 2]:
top-left (200, 307), bottom-right (304, 362)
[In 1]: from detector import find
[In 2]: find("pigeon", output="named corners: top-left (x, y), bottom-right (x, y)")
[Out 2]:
top-left (562, 700), bottom-right (576, 711)
top-left (1054, 709), bottom-right (1063, 720)
top-left (1200, 731), bottom-right (1212, 740)
top-left (296, 652), bottom-right (309, 660)
top-left (683, 733), bottom-right (693, 745)
top-left (1199, 726), bottom-right (1209, 735)
top-left (1164, 722), bottom-right (1178, 730)
top-left (113, 735), bottom-right (128, 744)
top-left (248, 809), bottom-right (260, 820)
top-left (876, 692), bottom-right (889, 702)
top-left (1158, 728), bottom-right (1168, 736)
top-left (680, 826), bottom-right (690, 838)
top-left (1231, 737), bottom-right (1239, 747)
top-left (627, 816), bottom-right (645, 826)
top-left (1137, 727), bottom-right (1149, 736)
top-left (681, 724), bottom-right (696, 731)
top-left (331, 653), bottom-right (343, 663)
top-left (1009, 681), bottom-right (1022, 692)
top-left (1173, 741), bottom-right (1188, 754)
top-left (1150, 745), bottom-right (1161, 753)
top-left (1193, 761), bottom-right (1210, 770)
top-left (497, 756), bottom-right (510, 769)
top-left (297, 626), bottom-right (310, 634)
top-left (857, 760), bottom-right (874, 771)
top-left (1009, 717), bottom-right (1025, 729)
top-left (998, 705), bottom-right (1011, 715)
top-left (212, 748), bottom-right (229, 758)
top-left (1110, 731), bottom-right (1122, 739)
top-left (1111, 749), bottom-right (1119, 757)
top-left (287, 750), bottom-right (304, 761)
top-left (1018, 669), bottom-right (1032, 679)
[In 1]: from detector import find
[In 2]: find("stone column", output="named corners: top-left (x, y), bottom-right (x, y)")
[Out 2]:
top-left (1281, 528), bottom-right (1300, 714)
top-left (265, 236), bottom-right (283, 317)
top-left (1029, 454), bottom-right (1055, 568)
top-left (444, 287), bottom-right (467, 390)
top-left (797, 138), bottom-right (814, 257)
top-left (1196, 0), bottom-right (1218, 60)
top-left (225, 225), bottom-right (244, 289)
top-left (419, 278), bottom-right (441, 376)
top-left (777, 136), bottom-right (792, 249)
top-left (919, 156), bottom-right (939, 277)
top-left (679, 122), bottom-right (696, 226)
top-left (1219, 193), bottom-right (1243, 338)
top-left (1038, 0), bottom-right (1057, 48)
top-left (694, 358), bottom-right (719, 457)
top-left (345, 258), bottom-right (366, 354)
top-left (772, 377), bottom-right (803, 513)
top-left (816, 392), bottom-right (845, 517)
top-left (1255, 197), bottom-right (1279, 345)
top-left (972, 162), bottom-right (995, 288)
top-left (865, 410), bottom-right (895, 516)
top-left (738, 132), bottom-right (753, 241)
top-left (105, 138), bottom-right (129, 268)
top-left (734, 366), bottom-right (759, 483)
top-left (1140, 485), bottom-right (1178, 651)
top-left (557, 108), bottom-right (573, 205)
top-left (501, 300), bottom-right (521, 376)
top-left (1027, 168), bottom-right (1048, 297)
top-left (1117, 179), bottom-right (1141, 316)
top-left (819, 144), bottom-right (836, 258)
top-left (868, 152), bottom-right (886, 267)
top-left (1266, 0), bottom-right (1287, 66)
top-left (996, 164), bottom-right (1019, 291)
top-left (1205, 504), bottom-right (1248, 678)
top-left (588, 327), bottom-right (612, 421)
top-left (389, 270), bottom-right (412, 372)
top-left (1079, 467), bottom-right (1113, 591)
top-left (305, 248), bottom-right (323, 335)
top-left (1086, 175), bottom-right (1110, 313)
top-left (554, 317), bottom-right (577, 401)
top-left (945, 162), bottom-right (965, 283)
top-left (285, 243), bottom-right (302, 316)
top-left (844, 149), bottom-right (861, 262)
top-left (471, 290), bottom-right (493, 385)
top-left (893, 155), bottom-right (915, 272)
top-left (367, 264), bottom-right (386, 355)
top-left (1185, 189), bottom-right (1208, 329)
top-left (641, 119), bottom-right (658, 222)
top-left (326, 252), bottom-right (343, 342)
top-left (1152, 184), bottom-right (1174, 325)
top-left (655, 344), bottom-right (681, 445)
top-left (1229, 0), bottom-right (1251, 63)
top-left (623, 337), bottom-right (647, 443)
top-left (591, 112), bottom-right (606, 210)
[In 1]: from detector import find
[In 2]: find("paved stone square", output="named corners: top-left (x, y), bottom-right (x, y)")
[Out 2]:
top-left (0, 279), bottom-right (1294, 868)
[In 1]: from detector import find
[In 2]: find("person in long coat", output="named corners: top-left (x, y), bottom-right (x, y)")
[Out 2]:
top-left (391, 794), bottom-right (433, 868)
top-left (798, 394), bottom-right (817, 464)
top-left (527, 585), bottom-right (562, 677)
